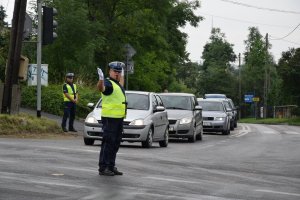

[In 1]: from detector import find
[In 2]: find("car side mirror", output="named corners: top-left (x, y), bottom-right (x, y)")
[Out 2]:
top-left (226, 108), bottom-right (232, 112)
top-left (154, 106), bottom-right (165, 112)
top-left (194, 105), bottom-right (202, 111)
top-left (87, 103), bottom-right (95, 109)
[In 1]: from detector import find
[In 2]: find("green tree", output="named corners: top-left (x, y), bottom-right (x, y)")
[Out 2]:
top-left (199, 28), bottom-right (237, 99)
top-left (0, 5), bottom-right (9, 82)
top-left (42, 0), bottom-right (103, 83)
top-left (242, 27), bottom-right (279, 106)
top-left (277, 48), bottom-right (300, 107)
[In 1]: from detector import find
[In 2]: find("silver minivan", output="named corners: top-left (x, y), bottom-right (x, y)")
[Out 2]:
top-left (159, 93), bottom-right (203, 142)
top-left (83, 91), bottom-right (169, 148)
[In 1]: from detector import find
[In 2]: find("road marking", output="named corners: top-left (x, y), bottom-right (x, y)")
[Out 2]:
top-left (144, 176), bottom-right (201, 184)
top-left (51, 173), bottom-right (64, 176)
top-left (262, 130), bottom-right (280, 135)
top-left (256, 189), bottom-right (300, 197)
top-left (230, 124), bottom-right (251, 138)
top-left (0, 172), bottom-right (84, 188)
top-left (285, 131), bottom-right (300, 135)
top-left (0, 159), bottom-right (17, 163)
top-left (232, 131), bottom-right (248, 138)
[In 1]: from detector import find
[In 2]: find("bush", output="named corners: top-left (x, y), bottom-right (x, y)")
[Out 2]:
top-left (21, 84), bottom-right (101, 119)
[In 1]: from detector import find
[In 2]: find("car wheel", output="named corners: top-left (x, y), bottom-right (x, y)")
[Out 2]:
top-left (230, 122), bottom-right (234, 131)
top-left (142, 128), bottom-right (153, 148)
top-left (188, 126), bottom-right (196, 143)
top-left (159, 128), bottom-right (169, 147)
top-left (222, 122), bottom-right (231, 135)
top-left (84, 138), bottom-right (95, 145)
top-left (196, 126), bottom-right (203, 141)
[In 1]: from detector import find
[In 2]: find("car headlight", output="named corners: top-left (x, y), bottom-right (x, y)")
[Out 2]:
top-left (85, 116), bottom-right (98, 123)
top-left (129, 119), bottom-right (144, 126)
top-left (215, 117), bottom-right (225, 121)
top-left (179, 118), bottom-right (192, 124)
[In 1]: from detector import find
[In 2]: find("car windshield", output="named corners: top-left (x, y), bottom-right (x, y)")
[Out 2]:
top-left (96, 93), bottom-right (149, 110)
top-left (160, 95), bottom-right (192, 110)
top-left (198, 101), bottom-right (224, 111)
top-left (126, 93), bottom-right (149, 110)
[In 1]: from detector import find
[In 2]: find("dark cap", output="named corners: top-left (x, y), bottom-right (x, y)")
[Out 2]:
top-left (108, 61), bottom-right (125, 72)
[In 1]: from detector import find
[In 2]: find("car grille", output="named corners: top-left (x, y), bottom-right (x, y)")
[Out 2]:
top-left (87, 131), bottom-right (103, 137)
top-left (177, 130), bottom-right (189, 134)
top-left (203, 117), bottom-right (214, 121)
top-left (122, 134), bottom-right (140, 139)
top-left (169, 120), bottom-right (177, 125)
top-left (97, 120), bottom-right (130, 126)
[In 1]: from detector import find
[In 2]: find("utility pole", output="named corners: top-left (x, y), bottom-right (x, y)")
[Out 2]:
top-left (263, 33), bottom-right (269, 118)
top-left (238, 53), bottom-right (241, 120)
top-left (1, 0), bottom-right (27, 114)
top-left (36, 0), bottom-right (42, 117)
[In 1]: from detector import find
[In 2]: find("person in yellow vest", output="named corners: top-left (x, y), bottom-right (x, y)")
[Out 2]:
top-left (97, 61), bottom-right (126, 176)
top-left (61, 72), bottom-right (78, 132)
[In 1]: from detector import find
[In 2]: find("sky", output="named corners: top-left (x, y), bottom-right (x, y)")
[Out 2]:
top-left (181, 0), bottom-right (300, 64)
top-left (1, 0), bottom-right (300, 64)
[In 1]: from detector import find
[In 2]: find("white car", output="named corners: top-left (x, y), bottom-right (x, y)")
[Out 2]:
top-left (83, 91), bottom-right (169, 148)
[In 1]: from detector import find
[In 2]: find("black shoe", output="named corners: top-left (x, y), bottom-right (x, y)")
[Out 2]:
top-left (62, 127), bottom-right (68, 132)
top-left (99, 168), bottom-right (114, 176)
top-left (69, 128), bottom-right (77, 132)
top-left (113, 167), bottom-right (123, 175)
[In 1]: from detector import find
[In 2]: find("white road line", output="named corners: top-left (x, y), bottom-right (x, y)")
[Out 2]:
top-left (233, 132), bottom-right (249, 138)
top-left (144, 176), bottom-right (201, 184)
top-left (262, 130), bottom-right (280, 135)
top-left (285, 131), bottom-right (300, 135)
top-left (230, 124), bottom-right (251, 138)
top-left (0, 172), bottom-right (84, 188)
top-left (0, 159), bottom-right (17, 163)
top-left (256, 189), bottom-right (300, 197)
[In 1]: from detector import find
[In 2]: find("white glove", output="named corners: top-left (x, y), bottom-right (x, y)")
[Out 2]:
top-left (97, 67), bottom-right (104, 80)
top-left (121, 67), bottom-right (124, 76)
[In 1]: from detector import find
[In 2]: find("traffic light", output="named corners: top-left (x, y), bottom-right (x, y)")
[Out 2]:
top-left (42, 6), bottom-right (57, 45)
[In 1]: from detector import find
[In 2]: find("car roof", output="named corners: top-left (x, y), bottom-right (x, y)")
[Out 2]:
top-left (198, 98), bottom-right (224, 102)
top-left (204, 94), bottom-right (227, 98)
top-left (125, 90), bottom-right (152, 95)
top-left (159, 92), bottom-right (195, 97)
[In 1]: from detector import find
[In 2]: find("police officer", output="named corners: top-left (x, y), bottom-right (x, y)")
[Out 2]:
top-left (61, 72), bottom-right (78, 132)
top-left (97, 61), bottom-right (126, 176)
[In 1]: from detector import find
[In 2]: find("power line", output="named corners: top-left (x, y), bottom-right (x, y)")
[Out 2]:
top-left (270, 23), bottom-right (300, 40)
top-left (219, 0), bottom-right (300, 15)
top-left (200, 12), bottom-right (293, 29)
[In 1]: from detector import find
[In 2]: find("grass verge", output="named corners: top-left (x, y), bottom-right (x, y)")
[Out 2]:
top-left (0, 113), bottom-right (78, 138)
top-left (239, 117), bottom-right (300, 126)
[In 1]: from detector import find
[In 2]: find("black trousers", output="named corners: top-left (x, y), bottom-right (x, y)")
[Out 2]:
top-left (99, 117), bottom-right (123, 171)
top-left (61, 102), bottom-right (76, 129)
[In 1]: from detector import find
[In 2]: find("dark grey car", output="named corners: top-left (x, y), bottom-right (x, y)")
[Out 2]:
top-left (159, 93), bottom-right (203, 142)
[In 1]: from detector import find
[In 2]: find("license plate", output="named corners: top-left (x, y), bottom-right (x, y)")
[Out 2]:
top-left (203, 122), bottom-right (211, 126)
top-left (169, 127), bottom-right (174, 131)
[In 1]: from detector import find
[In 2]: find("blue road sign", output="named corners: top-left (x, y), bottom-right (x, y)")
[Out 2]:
top-left (244, 94), bottom-right (254, 103)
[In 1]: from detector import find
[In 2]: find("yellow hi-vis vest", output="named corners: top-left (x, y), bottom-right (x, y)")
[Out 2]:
top-left (63, 84), bottom-right (77, 102)
top-left (101, 80), bottom-right (126, 118)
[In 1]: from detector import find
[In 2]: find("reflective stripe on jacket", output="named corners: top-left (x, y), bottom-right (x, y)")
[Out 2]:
top-left (63, 84), bottom-right (77, 102)
top-left (101, 80), bottom-right (126, 118)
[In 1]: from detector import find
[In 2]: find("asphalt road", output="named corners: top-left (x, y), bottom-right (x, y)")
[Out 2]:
top-left (0, 123), bottom-right (300, 200)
